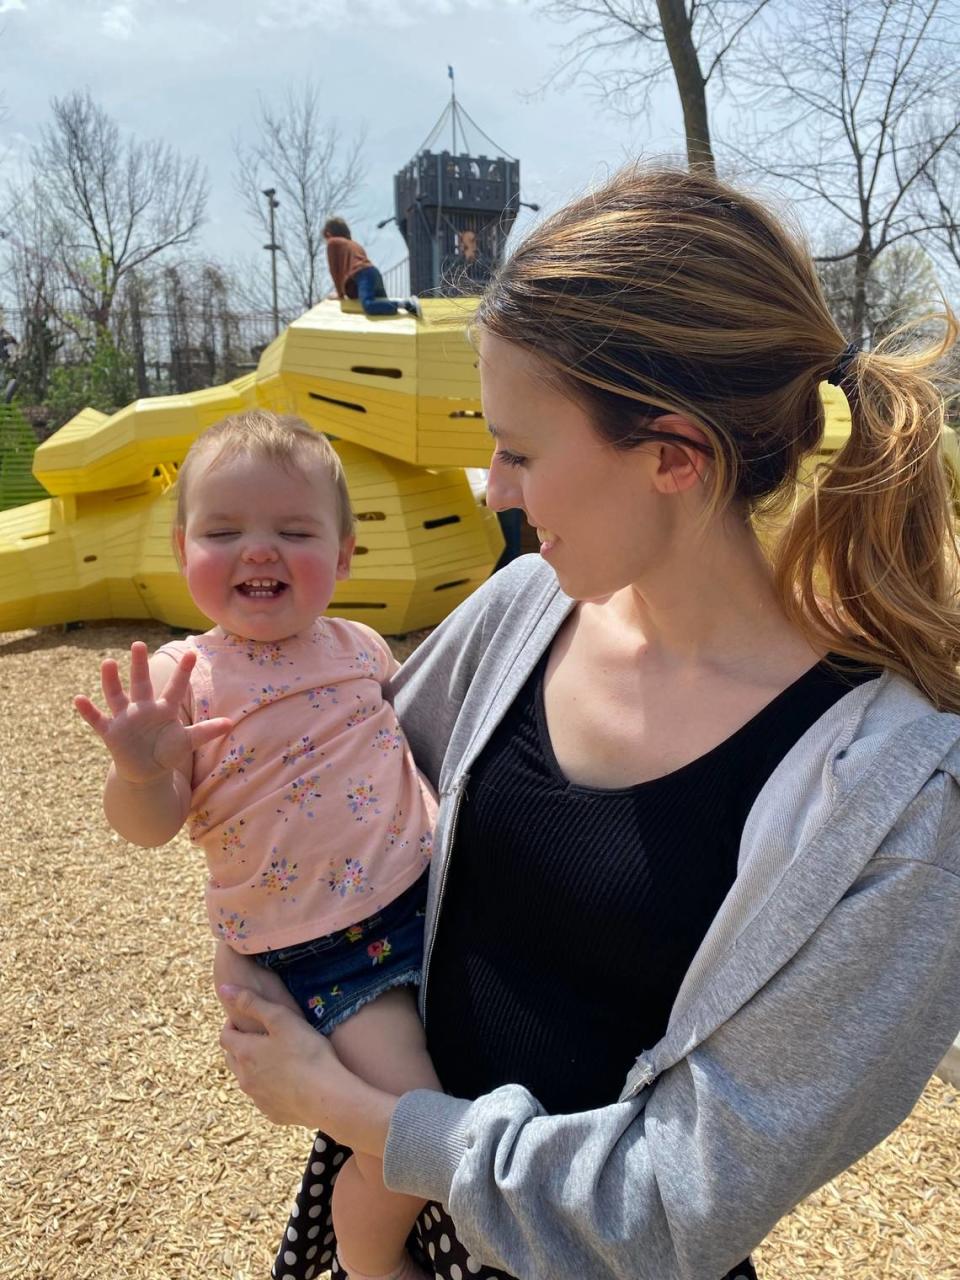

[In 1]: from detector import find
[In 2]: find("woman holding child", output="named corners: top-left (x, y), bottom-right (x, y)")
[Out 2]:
top-left (218, 165), bottom-right (960, 1280)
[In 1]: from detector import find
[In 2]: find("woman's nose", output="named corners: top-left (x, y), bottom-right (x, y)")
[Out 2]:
top-left (485, 452), bottom-right (520, 514)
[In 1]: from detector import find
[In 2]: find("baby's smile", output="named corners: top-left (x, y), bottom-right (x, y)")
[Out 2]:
top-left (236, 578), bottom-right (287, 598)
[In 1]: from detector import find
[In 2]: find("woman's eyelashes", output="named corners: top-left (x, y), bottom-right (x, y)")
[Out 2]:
top-left (496, 448), bottom-right (528, 468)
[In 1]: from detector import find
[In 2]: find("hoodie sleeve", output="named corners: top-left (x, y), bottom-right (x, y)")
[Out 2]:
top-left (382, 772), bottom-right (960, 1280)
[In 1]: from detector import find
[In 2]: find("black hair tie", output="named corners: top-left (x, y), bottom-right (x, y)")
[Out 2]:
top-left (825, 341), bottom-right (861, 387)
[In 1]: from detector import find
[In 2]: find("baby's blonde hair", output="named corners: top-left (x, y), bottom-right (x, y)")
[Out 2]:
top-left (175, 411), bottom-right (355, 547)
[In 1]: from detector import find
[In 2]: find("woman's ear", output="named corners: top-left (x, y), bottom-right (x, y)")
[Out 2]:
top-left (650, 414), bottom-right (711, 495)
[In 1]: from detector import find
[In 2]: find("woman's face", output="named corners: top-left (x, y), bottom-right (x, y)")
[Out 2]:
top-left (479, 332), bottom-right (702, 601)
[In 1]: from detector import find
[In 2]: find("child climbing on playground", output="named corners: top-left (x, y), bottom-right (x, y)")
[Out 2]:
top-left (74, 410), bottom-right (440, 1280)
top-left (323, 216), bottom-right (421, 318)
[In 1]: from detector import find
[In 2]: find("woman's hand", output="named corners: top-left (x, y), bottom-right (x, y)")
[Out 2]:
top-left (218, 986), bottom-right (398, 1155)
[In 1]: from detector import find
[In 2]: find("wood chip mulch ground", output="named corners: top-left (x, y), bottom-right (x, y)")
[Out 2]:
top-left (2, 621), bottom-right (957, 1280)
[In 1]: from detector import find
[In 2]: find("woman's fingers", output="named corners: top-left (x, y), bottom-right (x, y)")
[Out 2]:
top-left (218, 984), bottom-right (284, 1037)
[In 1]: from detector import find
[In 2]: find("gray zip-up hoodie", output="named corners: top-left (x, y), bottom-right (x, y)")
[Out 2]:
top-left (381, 556), bottom-right (960, 1280)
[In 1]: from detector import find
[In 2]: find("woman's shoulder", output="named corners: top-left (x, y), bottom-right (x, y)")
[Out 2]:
top-left (460, 554), bottom-right (565, 627)
top-left (748, 670), bottom-right (960, 864)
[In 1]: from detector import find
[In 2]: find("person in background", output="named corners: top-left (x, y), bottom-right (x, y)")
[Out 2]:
top-left (324, 217), bottom-right (420, 318)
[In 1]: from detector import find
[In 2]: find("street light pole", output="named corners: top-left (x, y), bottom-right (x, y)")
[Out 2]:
top-left (262, 187), bottom-right (280, 338)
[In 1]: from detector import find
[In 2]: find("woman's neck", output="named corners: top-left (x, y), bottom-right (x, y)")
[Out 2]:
top-left (606, 517), bottom-right (818, 676)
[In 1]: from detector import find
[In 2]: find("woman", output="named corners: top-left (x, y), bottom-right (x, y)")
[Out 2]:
top-left (219, 165), bottom-right (960, 1280)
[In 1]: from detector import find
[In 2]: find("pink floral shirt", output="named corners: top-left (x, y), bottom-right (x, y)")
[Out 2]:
top-left (157, 619), bottom-right (435, 954)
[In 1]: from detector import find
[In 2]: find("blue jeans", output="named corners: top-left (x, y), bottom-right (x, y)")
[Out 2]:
top-left (351, 265), bottom-right (400, 316)
top-left (253, 871), bottom-right (427, 1033)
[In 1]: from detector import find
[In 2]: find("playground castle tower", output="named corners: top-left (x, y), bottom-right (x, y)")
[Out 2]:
top-left (392, 72), bottom-right (524, 295)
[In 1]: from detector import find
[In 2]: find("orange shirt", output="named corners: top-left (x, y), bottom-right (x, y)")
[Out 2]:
top-left (325, 236), bottom-right (373, 298)
top-left (157, 618), bottom-right (435, 954)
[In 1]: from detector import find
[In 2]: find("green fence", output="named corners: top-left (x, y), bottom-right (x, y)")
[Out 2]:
top-left (0, 403), bottom-right (48, 511)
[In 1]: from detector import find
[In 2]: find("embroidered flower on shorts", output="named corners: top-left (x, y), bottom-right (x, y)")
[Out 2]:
top-left (345, 925), bottom-right (364, 943)
top-left (367, 937), bottom-right (392, 965)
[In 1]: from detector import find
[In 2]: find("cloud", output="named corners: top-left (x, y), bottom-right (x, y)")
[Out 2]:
top-left (257, 0), bottom-right (522, 32)
top-left (101, 3), bottom-right (137, 39)
top-left (0, 0), bottom-right (27, 13)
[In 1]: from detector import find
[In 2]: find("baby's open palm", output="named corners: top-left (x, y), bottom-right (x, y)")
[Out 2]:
top-left (74, 641), bottom-right (232, 784)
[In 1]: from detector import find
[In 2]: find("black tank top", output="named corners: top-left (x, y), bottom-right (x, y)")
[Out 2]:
top-left (425, 652), bottom-right (878, 1114)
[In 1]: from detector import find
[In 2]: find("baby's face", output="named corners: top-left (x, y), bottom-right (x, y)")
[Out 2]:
top-left (176, 452), bottom-right (353, 641)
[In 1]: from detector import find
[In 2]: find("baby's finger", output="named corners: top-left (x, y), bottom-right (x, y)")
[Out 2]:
top-left (187, 717), bottom-right (234, 750)
top-left (73, 694), bottom-right (108, 737)
top-left (160, 648), bottom-right (197, 705)
top-left (127, 641), bottom-right (155, 703)
top-left (99, 658), bottom-right (130, 716)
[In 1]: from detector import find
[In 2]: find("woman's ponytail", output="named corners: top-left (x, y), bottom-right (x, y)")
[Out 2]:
top-left (774, 316), bottom-right (960, 711)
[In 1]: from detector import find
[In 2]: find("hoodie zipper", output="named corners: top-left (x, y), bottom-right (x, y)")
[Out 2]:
top-left (420, 775), bottom-right (467, 1032)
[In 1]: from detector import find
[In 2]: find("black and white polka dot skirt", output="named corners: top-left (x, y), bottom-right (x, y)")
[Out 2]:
top-left (272, 1131), bottom-right (759, 1280)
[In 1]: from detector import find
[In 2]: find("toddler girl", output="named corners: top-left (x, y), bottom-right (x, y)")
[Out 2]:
top-left (75, 410), bottom-right (439, 1280)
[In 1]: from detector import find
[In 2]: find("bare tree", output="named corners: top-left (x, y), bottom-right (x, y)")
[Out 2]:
top-left (817, 241), bottom-right (941, 343)
top-left (33, 90), bottom-right (208, 334)
top-left (918, 140), bottom-right (960, 279)
top-left (536, 0), bottom-right (773, 172)
top-left (234, 84), bottom-right (365, 313)
top-left (740, 0), bottom-right (960, 340)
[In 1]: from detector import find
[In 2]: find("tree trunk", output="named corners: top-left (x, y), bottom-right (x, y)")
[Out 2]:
top-left (656, 0), bottom-right (715, 174)
top-left (851, 239), bottom-right (872, 343)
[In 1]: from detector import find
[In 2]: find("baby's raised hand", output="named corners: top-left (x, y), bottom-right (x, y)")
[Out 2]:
top-left (74, 641), bottom-right (232, 784)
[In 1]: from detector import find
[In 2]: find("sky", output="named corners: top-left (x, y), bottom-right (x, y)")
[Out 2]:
top-left (0, 0), bottom-right (690, 277)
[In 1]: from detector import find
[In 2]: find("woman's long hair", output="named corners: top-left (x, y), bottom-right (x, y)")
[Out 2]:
top-left (477, 164), bottom-right (960, 710)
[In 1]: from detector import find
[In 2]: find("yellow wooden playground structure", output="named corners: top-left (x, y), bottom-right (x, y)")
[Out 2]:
top-left (1, 294), bottom-right (957, 637)
top-left (0, 298), bottom-right (503, 635)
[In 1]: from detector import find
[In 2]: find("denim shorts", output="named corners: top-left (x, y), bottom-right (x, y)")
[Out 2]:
top-left (253, 871), bottom-right (427, 1035)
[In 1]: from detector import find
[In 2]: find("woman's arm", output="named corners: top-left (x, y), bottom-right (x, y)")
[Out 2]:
top-left (219, 730), bottom-right (960, 1278)
top-left (380, 851), bottom-right (960, 1280)
top-left (218, 985), bottom-right (399, 1158)
top-left (220, 850), bottom-right (960, 1279)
